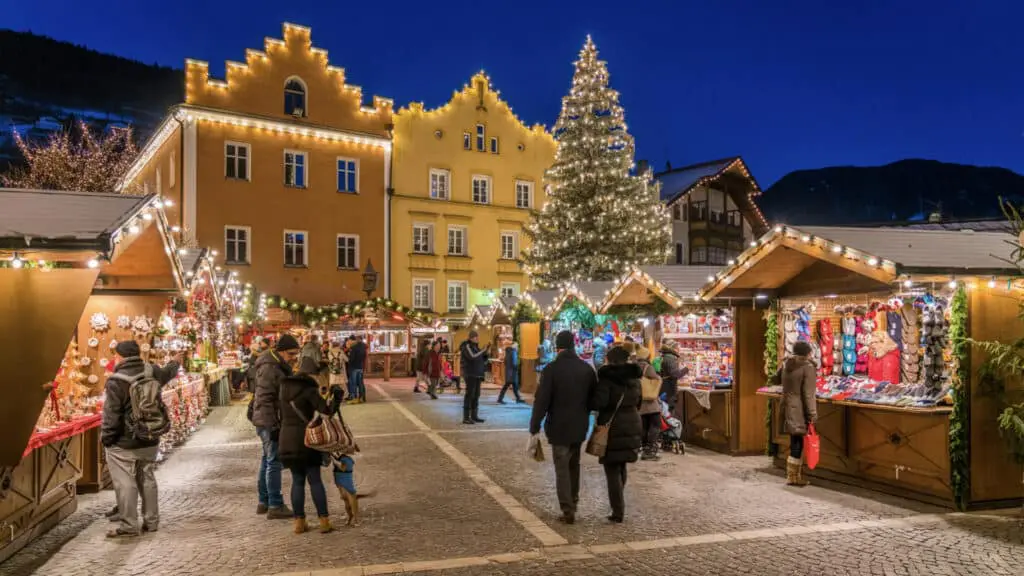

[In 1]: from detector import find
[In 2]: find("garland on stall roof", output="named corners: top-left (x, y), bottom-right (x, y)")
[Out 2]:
top-left (948, 285), bottom-right (970, 510)
top-left (264, 295), bottom-right (434, 326)
top-left (764, 304), bottom-right (780, 457)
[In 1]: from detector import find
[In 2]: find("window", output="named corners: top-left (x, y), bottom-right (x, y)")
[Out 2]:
top-left (515, 180), bottom-right (533, 209)
top-left (337, 157), bottom-right (358, 193)
top-left (674, 243), bottom-right (684, 264)
top-left (447, 226), bottom-right (467, 256)
top-left (447, 281), bottom-right (467, 312)
top-left (691, 201), bottom-right (707, 222)
top-left (413, 279), bottom-right (433, 310)
top-left (690, 245), bottom-right (707, 264)
top-left (156, 169), bottom-right (162, 195)
top-left (475, 124), bottom-right (485, 151)
top-left (672, 204), bottom-right (682, 221)
top-left (412, 224), bottom-right (433, 254)
top-left (500, 231), bottom-right (518, 260)
top-left (463, 132), bottom-right (471, 150)
top-left (429, 168), bottom-right (450, 200)
top-left (500, 282), bottom-right (520, 299)
top-left (169, 153), bottom-right (176, 187)
top-left (225, 226), bottom-right (251, 264)
top-left (225, 142), bottom-right (250, 180)
top-left (708, 246), bottom-right (727, 265)
top-left (490, 137), bottom-right (499, 154)
top-left (284, 230), bottom-right (308, 267)
top-left (710, 208), bottom-right (724, 224)
top-left (284, 150), bottom-right (307, 187)
top-left (472, 175), bottom-right (491, 204)
top-left (336, 234), bottom-right (358, 269)
top-left (284, 77), bottom-right (307, 116)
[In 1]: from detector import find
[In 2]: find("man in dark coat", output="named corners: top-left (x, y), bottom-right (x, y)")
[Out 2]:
top-left (252, 334), bottom-right (300, 519)
top-left (347, 336), bottom-right (368, 403)
top-left (497, 341), bottom-right (524, 404)
top-left (659, 342), bottom-right (686, 411)
top-left (529, 330), bottom-right (598, 524)
top-left (591, 346), bottom-right (643, 523)
top-left (459, 330), bottom-right (490, 424)
top-left (102, 340), bottom-right (180, 538)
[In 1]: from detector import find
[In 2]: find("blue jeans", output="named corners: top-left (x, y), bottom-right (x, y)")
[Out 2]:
top-left (350, 369), bottom-right (365, 400)
top-left (257, 427), bottom-right (284, 508)
top-left (289, 465), bottom-right (329, 518)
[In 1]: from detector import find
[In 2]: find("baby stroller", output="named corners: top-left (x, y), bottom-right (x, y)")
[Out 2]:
top-left (437, 356), bottom-right (462, 394)
top-left (659, 401), bottom-right (684, 454)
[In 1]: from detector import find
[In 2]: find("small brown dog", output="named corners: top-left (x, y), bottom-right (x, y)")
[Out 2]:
top-left (332, 455), bottom-right (374, 525)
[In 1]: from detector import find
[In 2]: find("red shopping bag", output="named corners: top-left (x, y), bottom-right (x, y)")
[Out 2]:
top-left (806, 424), bottom-right (820, 470)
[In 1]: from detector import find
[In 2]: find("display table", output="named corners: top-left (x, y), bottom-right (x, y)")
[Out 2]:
top-left (204, 367), bottom-right (231, 406)
top-left (759, 391), bottom-right (954, 506)
top-left (674, 387), bottom-right (734, 453)
top-left (1, 421), bottom-right (95, 562)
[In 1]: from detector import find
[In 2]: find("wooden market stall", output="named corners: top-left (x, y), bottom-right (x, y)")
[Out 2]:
top-left (601, 265), bottom-right (768, 454)
top-left (317, 298), bottom-right (433, 381)
top-left (467, 300), bottom-right (517, 385)
top-left (0, 189), bottom-right (186, 562)
top-left (701, 225), bottom-right (1024, 509)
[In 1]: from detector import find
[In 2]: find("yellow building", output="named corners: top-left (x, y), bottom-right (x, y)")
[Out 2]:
top-left (391, 73), bottom-right (556, 326)
top-left (120, 23), bottom-right (394, 306)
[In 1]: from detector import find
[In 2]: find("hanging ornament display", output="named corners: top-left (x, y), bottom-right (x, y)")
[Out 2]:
top-left (89, 312), bottom-right (110, 332)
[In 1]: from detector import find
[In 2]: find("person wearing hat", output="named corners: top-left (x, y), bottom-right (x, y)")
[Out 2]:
top-left (278, 356), bottom-right (341, 534)
top-left (529, 330), bottom-right (598, 524)
top-left (252, 333), bottom-right (301, 519)
top-left (101, 339), bottom-right (180, 538)
top-left (780, 340), bottom-right (818, 487)
top-left (635, 346), bottom-right (663, 460)
top-left (459, 330), bottom-right (490, 424)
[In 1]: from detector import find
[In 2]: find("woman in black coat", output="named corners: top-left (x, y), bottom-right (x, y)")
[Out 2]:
top-left (590, 346), bottom-right (643, 523)
top-left (279, 357), bottom-right (338, 534)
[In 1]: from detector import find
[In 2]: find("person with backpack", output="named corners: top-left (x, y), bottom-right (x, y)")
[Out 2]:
top-left (101, 340), bottom-right (180, 538)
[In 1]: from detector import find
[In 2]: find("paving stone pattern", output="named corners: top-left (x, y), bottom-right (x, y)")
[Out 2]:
top-left (3, 378), bottom-right (1021, 576)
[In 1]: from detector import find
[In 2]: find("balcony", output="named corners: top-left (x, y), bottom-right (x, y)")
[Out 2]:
top-left (444, 255), bottom-right (473, 272)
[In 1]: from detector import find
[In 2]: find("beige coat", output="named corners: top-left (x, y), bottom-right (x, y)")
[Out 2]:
top-left (780, 357), bottom-right (818, 435)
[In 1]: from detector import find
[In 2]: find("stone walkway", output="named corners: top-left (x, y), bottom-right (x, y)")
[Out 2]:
top-left (3, 378), bottom-right (1022, 576)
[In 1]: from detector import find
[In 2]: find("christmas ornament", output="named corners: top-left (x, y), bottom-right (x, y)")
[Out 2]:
top-left (90, 313), bottom-right (110, 332)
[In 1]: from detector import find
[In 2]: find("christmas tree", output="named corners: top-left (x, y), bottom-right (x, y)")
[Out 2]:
top-left (525, 37), bottom-right (670, 288)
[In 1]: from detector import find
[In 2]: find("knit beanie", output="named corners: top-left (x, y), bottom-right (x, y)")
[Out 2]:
top-left (115, 340), bottom-right (140, 358)
top-left (276, 334), bottom-right (300, 352)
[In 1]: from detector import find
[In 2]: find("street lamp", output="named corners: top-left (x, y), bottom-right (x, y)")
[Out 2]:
top-left (362, 259), bottom-right (379, 299)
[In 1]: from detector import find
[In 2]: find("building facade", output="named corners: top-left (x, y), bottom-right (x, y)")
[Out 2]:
top-left (391, 73), bottom-right (556, 321)
top-left (654, 157), bottom-right (769, 266)
top-left (121, 23), bottom-right (393, 306)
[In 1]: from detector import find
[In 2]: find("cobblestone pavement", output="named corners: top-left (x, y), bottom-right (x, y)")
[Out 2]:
top-left (4, 378), bottom-right (1022, 576)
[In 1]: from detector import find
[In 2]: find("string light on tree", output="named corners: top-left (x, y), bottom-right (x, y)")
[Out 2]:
top-left (524, 36), bottom-right (670, 288)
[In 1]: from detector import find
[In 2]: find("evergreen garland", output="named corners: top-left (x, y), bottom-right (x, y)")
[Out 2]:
top-left (949, 286), bottom-right (970, 510)
top-left (764, 305), bottom-right (779, 456)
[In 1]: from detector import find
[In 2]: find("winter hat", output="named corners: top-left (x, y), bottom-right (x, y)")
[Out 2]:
top-left (276, 334), bottom-right (300, 352)
top-left (606, 345), bottom-right (630, 365)
top-left (636, 346), bottom-right (651, 360)
top-left (554, 330), bottom-right (575, 350)
top-left (115, 340), bottom-right (140, 358)
top-left (468, 330), bottom-right (480, 339)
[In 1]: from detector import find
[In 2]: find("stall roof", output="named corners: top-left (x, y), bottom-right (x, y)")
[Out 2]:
top-left (524, 290), bottom-right (561, 312)
top-left (0, 189), bottom-right (151, 252)
top-left (178, 248), bottom-right (206, 277)
top-left (797, 226), bottom-right (1016, 273)
top-left (699, 225), bottom-right (1020, 300)
top-left (640, 265), bottom-right (726, 298)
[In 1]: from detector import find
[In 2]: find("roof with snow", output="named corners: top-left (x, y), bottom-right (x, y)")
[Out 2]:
top-left (0, 188), bottom-right (151, 251)
top-left (657, 158), bottom-right (740, 203)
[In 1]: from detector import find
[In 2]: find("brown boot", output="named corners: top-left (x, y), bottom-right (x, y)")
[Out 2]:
top-left (786, 457), bottom-right (809, 487)
top-left (318, 517), bottom-right (333, 534)
top-left (293, 518), bottom-right (307, 534)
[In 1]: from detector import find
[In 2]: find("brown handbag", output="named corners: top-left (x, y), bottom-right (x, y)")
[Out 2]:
top-left (585, 393), bottom-right (624, 458)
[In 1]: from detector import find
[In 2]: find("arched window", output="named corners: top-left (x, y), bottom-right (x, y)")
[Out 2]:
top-left (284, 77), bottom-right (307, 117)
top-left (675, 243), bottom-right (684, 264)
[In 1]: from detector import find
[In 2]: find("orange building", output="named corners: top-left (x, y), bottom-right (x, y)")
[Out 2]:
top-left (121, 22), bottom-right (393, 305)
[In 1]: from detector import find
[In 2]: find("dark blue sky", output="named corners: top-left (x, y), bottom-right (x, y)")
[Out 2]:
top-left (7, 0), bottom-right (1023, 185)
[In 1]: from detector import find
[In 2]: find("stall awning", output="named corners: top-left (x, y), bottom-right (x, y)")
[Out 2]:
top-left (0, 189), bottom-right (150, 253)
top-left (699, 225), bottom-right (1019, 300)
